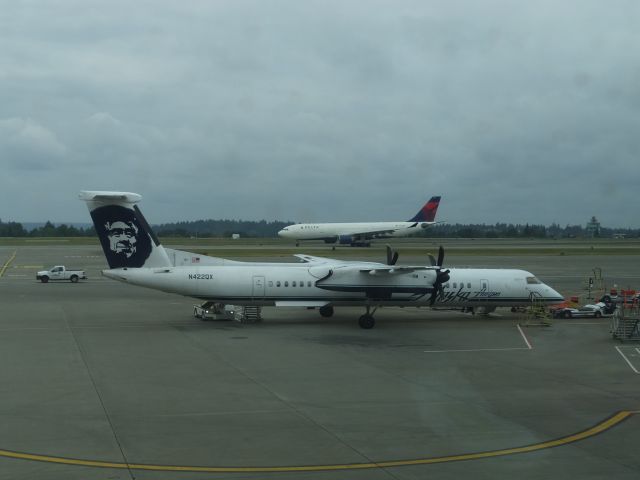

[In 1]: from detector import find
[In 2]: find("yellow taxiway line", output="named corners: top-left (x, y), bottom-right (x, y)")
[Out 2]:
top-left (0, 410), bottom-right (636, 473)
top-left (0, 251), bottom-right (17, 278)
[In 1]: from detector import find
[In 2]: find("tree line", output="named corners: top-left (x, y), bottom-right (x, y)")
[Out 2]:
top-left (1, 218), bottom-right (637, 238)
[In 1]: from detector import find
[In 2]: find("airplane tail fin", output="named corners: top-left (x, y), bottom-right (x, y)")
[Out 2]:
top-left (79, 191), bottom-right (171, 269)
top-left (408, 196), bottom-right (441, 222)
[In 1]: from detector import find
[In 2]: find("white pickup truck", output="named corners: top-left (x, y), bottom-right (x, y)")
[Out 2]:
top-left (36, 266), bottom-right (87, 283)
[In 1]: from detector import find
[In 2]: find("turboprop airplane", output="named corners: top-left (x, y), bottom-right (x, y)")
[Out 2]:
top-left (80, 191), bottom-right (563, 329)
top-left (278, 196), bottom-right (442, 247)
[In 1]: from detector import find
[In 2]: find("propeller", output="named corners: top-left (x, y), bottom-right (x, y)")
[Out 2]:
top-left (386, 245), bottom-right (399, 265)
top-left (429, 246), bottom-right (450, 306)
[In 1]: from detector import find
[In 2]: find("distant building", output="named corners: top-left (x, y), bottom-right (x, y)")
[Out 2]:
top-left (586, 216), bottom-right (600, 237)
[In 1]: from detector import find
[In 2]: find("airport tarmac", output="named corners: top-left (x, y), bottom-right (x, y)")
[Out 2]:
top-left (1, 242), bottom-right (640, 479)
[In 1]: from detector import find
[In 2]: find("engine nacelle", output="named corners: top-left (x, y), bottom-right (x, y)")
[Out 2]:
top-left (338, 235), bottom-right (354, 245)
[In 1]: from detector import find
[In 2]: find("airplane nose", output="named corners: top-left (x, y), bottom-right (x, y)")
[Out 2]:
top-left (547, 286), bottom-right (564, 303)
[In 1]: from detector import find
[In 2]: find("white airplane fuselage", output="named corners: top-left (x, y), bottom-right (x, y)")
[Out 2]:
top-left (277, 196), bottom-right (442, 245)
top-left (104, 263), bottom-right (562, 309)
top-left (278, 221), bottom-right (432, 241)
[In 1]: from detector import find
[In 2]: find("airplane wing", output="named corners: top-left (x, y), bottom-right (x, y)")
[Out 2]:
top-left (349, 228), bottom-right (396, 239)
top-left (294, 254), bottom-right (345, 264)
top-left (347, 224), bottom-right (433, 240)
top-left (358, 265), bottom-right (433, 275)
top-left (293, 254), bottom-right (381, 266)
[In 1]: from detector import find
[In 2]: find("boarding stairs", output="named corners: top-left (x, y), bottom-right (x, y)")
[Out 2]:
top-left (234, 306), bottom-right (263, 324)
top-left (521, 294), bottom-right (552, 327)
top-left (611, 305), bottom-right (640, 342)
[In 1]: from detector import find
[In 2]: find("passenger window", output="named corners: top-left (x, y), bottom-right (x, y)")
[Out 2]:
top-left (276, 281), bottom-right (281, 287)
top-left (467, 283), bottom-right (471, 288)
top-left (308, 281), bottom-right (312, 287)
top-left (300, 281), bottom-right (304, 287)
top-left (268, 281), bottom-right (273, 287)
top-left (453, 282), bottom-right (457, 288)
top-left (285, 281), bottom-right (289, 287)
top-left (292, 281), bottom-right (296, 287)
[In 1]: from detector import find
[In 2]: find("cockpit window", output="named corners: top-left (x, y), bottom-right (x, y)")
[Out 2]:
top-left (526, 276), bottom-right (541, 284)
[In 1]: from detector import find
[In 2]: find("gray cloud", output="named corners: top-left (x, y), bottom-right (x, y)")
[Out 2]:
top-left (0, 0), bottom-right (639, 226)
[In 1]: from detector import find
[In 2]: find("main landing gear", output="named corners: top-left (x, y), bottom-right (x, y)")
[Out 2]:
top-left (358, 306), bottom-right (378, 329)
top-left (319, 305), bottom-right (334, 318)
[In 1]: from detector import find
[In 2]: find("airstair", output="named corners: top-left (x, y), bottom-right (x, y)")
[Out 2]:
top-left (521, 294), bottom-right (552, 327)
top-left (234, 306), bottom-right (263, 324)
top-left (611, 291), bottom-right (640, 341)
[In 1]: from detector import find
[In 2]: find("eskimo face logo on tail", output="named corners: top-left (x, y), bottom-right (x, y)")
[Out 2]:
top-left (105, 220), bottom-right (138, 257)
top-left (91, 205), bottom-right (152, 268)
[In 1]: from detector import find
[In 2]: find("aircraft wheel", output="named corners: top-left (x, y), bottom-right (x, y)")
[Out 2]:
top-left (358, 314), bottom-right (375, 329)
top-left (319, 305), bottom-right (334, 318)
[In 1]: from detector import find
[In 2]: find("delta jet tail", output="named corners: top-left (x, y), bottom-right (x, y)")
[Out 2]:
top-left (278, 196), bottom-right (441, 247)
top-left (80, 191), bottom-right (563, 329)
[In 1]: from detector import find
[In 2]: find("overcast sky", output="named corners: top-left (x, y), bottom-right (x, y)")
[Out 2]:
top-left (1, 0), bottom-right (639, 227)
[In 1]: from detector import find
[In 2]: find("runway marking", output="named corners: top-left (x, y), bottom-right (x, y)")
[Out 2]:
top-left (615, 346), bottom-right (640, 374)
top-left (0, 411), bottom-right (635, 473)
top-left (0, 251), bottom-right (17, 278)
top-left (424, 325), bottom-right (532, 353)
top-left (563, 322), bottom-right (606, 326)
top-left (517, 324), bottom-right (533, 350)
top-left (424, 346), bottom-right (530, 353)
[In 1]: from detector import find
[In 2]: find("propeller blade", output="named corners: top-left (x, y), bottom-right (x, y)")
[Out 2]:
top-left (386, 245), bottom-right (399, 265)
top-left (429, 267), bottom-right (450, 306)
top-left (429, 288), bottom-right (438, 306)
top-left (427, 254), bottom-right (436, 266)
top-left (437, 246), bottom-right (445, 267)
